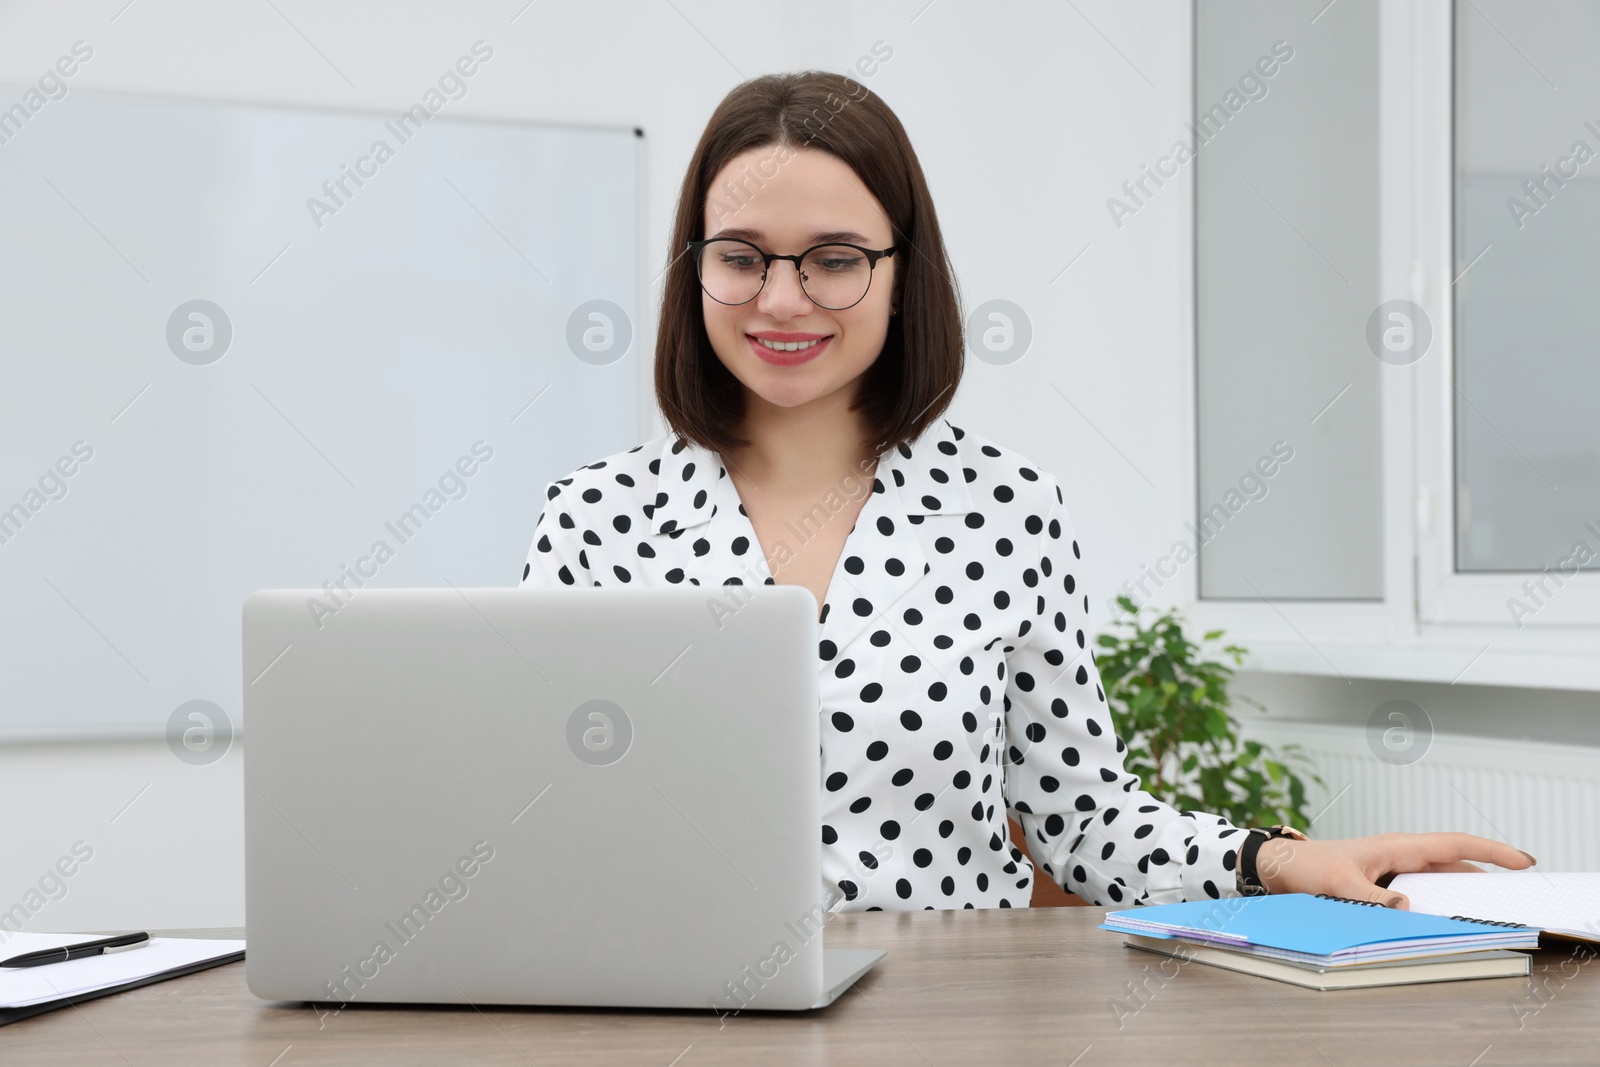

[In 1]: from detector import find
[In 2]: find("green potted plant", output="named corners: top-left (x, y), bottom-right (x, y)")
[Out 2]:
top-left (1094, 594), bottom-right (1322, 832)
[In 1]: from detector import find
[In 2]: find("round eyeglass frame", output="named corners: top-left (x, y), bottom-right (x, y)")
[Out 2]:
top-left (686, 237), bottom-right (897, 311)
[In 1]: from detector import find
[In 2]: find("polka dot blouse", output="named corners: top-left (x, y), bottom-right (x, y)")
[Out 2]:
top-left (521, 417), bottom-right (1252, 911)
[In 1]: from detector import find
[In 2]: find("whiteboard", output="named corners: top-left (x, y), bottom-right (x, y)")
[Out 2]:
top-left (0, 91), bottom-right (641, 740)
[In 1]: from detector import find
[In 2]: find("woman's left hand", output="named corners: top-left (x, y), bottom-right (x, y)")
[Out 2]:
top-left (1255, 832), bottom-right (1537, 909)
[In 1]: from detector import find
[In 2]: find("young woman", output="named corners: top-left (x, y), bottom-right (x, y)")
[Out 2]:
top-left (522, 71), bottom-right (1534, 912)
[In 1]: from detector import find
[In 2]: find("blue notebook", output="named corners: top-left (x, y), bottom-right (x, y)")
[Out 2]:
top-left (1100, 892), bottom-right (1540, 966)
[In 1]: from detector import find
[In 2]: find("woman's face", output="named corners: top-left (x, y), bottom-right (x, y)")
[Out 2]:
top-left (698, 145), bottom-right (898, 418)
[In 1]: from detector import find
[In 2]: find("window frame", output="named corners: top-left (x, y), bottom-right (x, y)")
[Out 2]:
top-left (1185, 0), bottom-right (1600, 692)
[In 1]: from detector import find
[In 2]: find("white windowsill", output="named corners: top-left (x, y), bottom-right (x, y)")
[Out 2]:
top-left (1215, 629), bottom-right (1600, 692)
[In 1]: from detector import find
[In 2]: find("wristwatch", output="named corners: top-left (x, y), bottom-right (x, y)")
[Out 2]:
top-left (1236, 824), bottom-right (1309, 896)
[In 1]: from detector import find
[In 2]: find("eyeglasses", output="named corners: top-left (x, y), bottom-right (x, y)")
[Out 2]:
top-left (687, 238), bottom-right (896, 311)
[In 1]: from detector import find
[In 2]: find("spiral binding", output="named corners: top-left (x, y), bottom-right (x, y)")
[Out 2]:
top-left (1314, 893), bottom-right (1528, 928)
top-left (1446, 915), bottom-right (1529, 928)
top-left (1314, 893), bottom-right (1383, 908)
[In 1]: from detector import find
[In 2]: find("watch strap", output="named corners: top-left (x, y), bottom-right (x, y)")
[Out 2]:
top-left (1236, 825), bottom-right (1308, 896)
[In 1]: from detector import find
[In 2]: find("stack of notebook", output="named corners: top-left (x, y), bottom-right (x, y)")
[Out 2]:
top-left (1099, 892), bottom-right (1540, 990)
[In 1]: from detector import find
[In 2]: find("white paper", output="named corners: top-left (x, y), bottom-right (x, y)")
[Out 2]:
top-left (0, 932), bottom-right (244, 1009)
top-left (1388, 872), bottom-right (1600, 941)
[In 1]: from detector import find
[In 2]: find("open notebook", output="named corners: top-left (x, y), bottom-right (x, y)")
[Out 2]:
top-left (1388, 872), bottom-right (1600, 944)
top-left (0, 933), bottom-right (244, 1025)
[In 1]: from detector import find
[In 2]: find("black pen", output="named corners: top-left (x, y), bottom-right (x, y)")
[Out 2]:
top-left (0, 932), bottom-right (150, 968)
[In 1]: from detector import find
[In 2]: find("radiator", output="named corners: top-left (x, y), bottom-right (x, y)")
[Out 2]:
top-left (1232, 720), bottom-right (1600, 872)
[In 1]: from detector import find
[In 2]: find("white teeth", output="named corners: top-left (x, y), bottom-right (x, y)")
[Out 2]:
top-left (754, 337), bottom-right (826, 352)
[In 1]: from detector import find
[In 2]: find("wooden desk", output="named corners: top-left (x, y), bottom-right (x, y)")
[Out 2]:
top-left (7, 912), bottom-right (1595, 1065)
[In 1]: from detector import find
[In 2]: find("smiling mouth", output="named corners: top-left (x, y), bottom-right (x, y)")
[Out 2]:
top-left (749, 336), bottom-right (831, 352)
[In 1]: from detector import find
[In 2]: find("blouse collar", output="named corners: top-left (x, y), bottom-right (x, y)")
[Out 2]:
top-left (649, 417), bottom-right (974, 537)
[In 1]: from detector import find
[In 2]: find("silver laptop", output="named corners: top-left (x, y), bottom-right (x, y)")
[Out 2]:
top-left (242, 585), bottom-right (883, 1013)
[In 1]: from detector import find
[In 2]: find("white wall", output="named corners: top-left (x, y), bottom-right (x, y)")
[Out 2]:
top-left (1, 0), bottom-right (1592, 931)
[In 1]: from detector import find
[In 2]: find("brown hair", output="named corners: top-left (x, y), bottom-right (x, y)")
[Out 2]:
top-left (654, 70), bottom-right (965, 457)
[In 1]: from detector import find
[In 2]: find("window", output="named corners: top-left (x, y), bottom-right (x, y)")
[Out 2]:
top-left (1190, 0), bottom-right (1600, 689)
top-left (1194, 0), bottom-right (1384, 602)
top-left (1453, 0), bottom-right (1600, 575)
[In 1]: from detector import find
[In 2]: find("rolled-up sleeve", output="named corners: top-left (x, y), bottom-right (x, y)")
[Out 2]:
top-left (521, 480), bottom-right (594, 588)
top-left (1002, 475), bottom-right (1249, 906)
